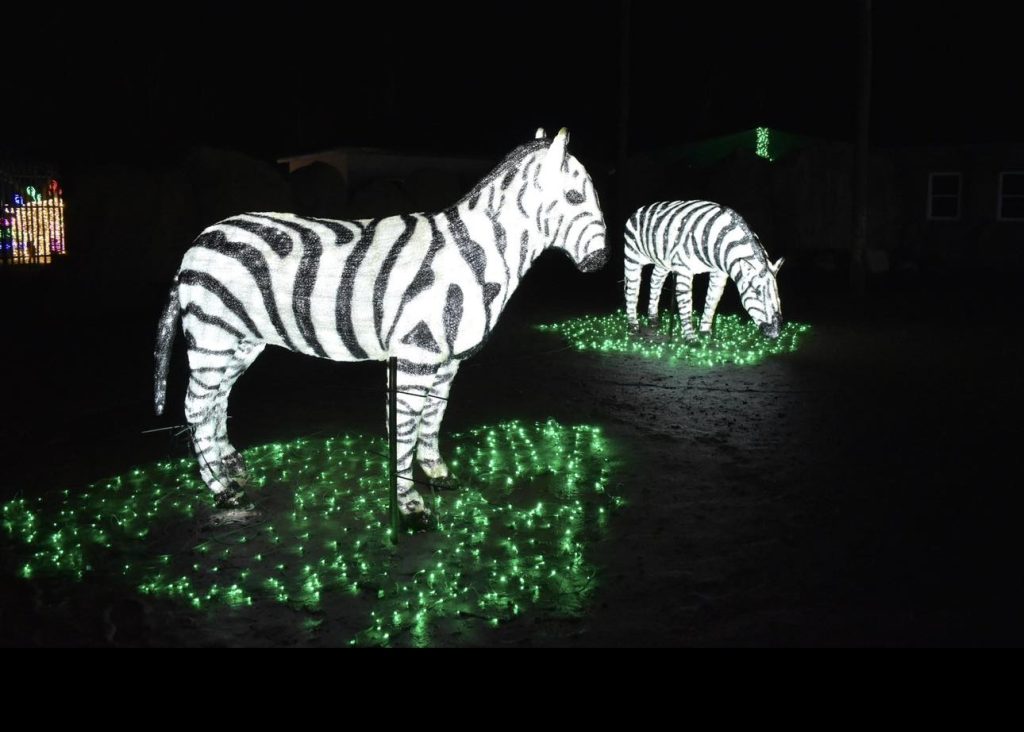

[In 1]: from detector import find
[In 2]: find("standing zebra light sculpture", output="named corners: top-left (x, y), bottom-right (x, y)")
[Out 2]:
top-left (623, 200), bottom-right (784, 341)
top-left (154, 128), bottom-right (607, 518)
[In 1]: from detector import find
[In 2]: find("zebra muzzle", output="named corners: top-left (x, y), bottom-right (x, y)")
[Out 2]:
top-left (760, 314), bottom-right (783, 339)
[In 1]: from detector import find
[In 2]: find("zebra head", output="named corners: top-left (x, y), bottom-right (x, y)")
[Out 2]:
top-left (535, 127), bottom-right (608, 273)
top-left (738, 255), bottom-right (785, 339)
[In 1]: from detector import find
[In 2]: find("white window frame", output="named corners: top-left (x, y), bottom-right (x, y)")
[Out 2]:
top-left (927, 172), bottom-right (961, 221)
top-left (997, 171), bottom-right (1024, 221)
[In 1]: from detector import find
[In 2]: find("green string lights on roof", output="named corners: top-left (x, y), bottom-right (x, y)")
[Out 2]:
top-left (755, 127), bottom-right (773, 161)
top-left (2, 419), bottom-right (620, 647)
top-left (537, 311), bottom-right (809, 367)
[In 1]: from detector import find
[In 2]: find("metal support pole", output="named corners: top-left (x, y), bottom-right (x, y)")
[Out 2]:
top-left (388, 356), bottom-right (399, 545)
top-left (667, 272), bottom-right (676, 341)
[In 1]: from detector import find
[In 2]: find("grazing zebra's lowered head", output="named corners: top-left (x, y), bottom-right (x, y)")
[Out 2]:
top-left (734, 244), bottom-right (785, 339)
top-left (154, 127), bottom-right (607, 520)
top-left (623, 200), bottom-right (784, 341)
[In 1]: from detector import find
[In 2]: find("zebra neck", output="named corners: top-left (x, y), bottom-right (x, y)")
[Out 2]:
top-left (449, 193), bottom-right (545, 315)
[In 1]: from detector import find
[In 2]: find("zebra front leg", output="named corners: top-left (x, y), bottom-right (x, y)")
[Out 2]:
top-left (647, 265), bottom-right (670, 331)
top-left (415, 359), bottom-right (461, 489)
top-left (624, 247), bottom-right (644, 333)
top-left (388, 360), bottom-right (442, 519)
top-left (415, 360), bottom-right (464, 489)
top-left (699, 272), bottom-right (728, 336)
top-left (673, 272), bottom-right (698, 342)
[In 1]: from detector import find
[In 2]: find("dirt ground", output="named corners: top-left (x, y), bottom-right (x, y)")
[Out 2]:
top-left (1, 264), bottom-right (1021, 646)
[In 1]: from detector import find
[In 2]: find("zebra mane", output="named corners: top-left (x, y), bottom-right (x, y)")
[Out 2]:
top-left (730, 219), bottom-right (771, 275)
top-left (746, 234), bottom-right (772, 273)
top-left (451, 139), bottom-right (550, 210)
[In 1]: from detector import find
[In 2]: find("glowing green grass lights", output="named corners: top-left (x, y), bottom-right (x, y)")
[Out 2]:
top-left (537, 310), bottom-right (809, 366)
top-left (2, 419), bottom-right (620, 646)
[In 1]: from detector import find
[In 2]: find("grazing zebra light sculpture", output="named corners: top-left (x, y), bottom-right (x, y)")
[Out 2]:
top-left (154, 128), bottom-right (607, 516)
top-left (623, 200), bottom-right (784, 341)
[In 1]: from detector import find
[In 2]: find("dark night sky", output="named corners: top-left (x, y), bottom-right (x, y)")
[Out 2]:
top-left (1, 1), bottom-right (1019, 167)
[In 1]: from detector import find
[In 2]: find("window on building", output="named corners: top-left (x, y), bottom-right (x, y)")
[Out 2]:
top-left (1, 167), bottom-right (66, 265)
top-left (998, 172), bottom-right (1024, 221)
top-left (927, 172), bottom-right (961, 220)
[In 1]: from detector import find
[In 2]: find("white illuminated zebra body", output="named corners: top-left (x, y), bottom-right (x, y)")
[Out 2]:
top-left (623, 200), bottom-right (784, 341)
top-left (154, 128), bottom-right (607, 515)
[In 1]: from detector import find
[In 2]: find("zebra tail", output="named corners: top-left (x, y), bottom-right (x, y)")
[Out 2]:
top-left (154, 275), bottom-right (181, 416)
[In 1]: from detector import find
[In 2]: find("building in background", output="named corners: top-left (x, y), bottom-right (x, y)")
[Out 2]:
top-left (626, 127), bottom-right (1024, 276)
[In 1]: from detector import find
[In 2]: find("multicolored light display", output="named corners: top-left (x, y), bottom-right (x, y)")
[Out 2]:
top-left (1, 176), bottom-right (66, 264)
top-left (2, 419), bottom-right (620, 646)
top-left (537, 310), bottom-right (809, 366)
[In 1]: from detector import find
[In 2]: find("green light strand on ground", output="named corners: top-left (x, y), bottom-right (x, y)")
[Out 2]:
top-left (537, 311), bottom-right (809, 366)
top-left (2, 419), bottom-right (620, 646)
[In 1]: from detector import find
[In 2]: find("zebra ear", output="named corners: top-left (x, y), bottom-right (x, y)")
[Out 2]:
top-left (535, 127), bottom-right (546, 139)
top-left (539, 127), bottom-right (570, 186)
top-left (770, 257), bottom-right (785, 275)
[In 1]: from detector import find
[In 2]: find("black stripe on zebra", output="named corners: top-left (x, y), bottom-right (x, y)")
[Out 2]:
top-left (276, 217), bottom-right (331, 358)
top-left (400, 321), bottom-right (442, 353)
top-left (442, 284), bottom-right (463, 355)
top-left (310, 218), bottom-right (356, 247)
top-left (192, 231), bottom-right (296, 349)
top-left (182, 302), bottom-right (247, 341)
top-left (374, 215), bottom-right (418, 352)
top-left (184, 327), bottom-right (241, 355)
top-left (708, 216), bottom-right (738, 271)
top-left (179, 269), bottom-right (263, 341)
top-left (484, 191), bottom-right (512, 308)
top-left (385, 217), bottom-right (446, 347)
top-left (397, 359), bottom-right (442, 376)
top-left (223, 217), bottom-right (294, 257)
top-left (690, 207), bottom-right (721, 270)
top-left (444, 209), bottom-right (496, 333)
top-left (334, 222), bottom-right (376, 359)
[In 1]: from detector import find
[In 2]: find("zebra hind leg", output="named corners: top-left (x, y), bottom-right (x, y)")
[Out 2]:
top-left (184, 336), bottom-right (259, 509)
top-left (185, 369), bottom-right (241, 507)
top-left (623, 248), bottom-right (644, 334)
top-left (212, 341), bottom-right (266, 488)
top-left (646, 265), bottom-right (670, 335)
top-left (673, 273), bottom-right (699, 342)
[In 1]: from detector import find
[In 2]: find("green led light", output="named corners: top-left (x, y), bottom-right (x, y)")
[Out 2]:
top-left (756, 127), bottom-right (773, 161)
top-left (3, 419), bottom-right (621, 646)
top-left (538, 310), bottom-right (809, 366)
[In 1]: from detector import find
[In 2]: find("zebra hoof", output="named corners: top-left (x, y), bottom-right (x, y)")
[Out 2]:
top-left (214, 481), bottom-right (251, 510)
top-left (627, 322), bottom-right (641, 335)
top-left (400, 510), bottom-right (436, 532)
top-left (221, 453), bottom-right (249, 482)
top-left (431, 474), bottom-right (461, 491)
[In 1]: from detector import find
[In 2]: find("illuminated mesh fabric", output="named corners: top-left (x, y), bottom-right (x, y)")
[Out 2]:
top-left (154, 129), bottom-right (607, 515)
top-left (623, 201), bottom-right (785, 341)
